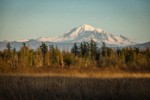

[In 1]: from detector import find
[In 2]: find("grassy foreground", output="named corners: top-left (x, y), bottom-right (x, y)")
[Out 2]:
top-left (0, 68), bottom-right (150, 100)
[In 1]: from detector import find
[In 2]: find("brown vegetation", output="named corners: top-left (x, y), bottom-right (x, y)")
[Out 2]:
top-left (0, 75), bottom-right (150, 100)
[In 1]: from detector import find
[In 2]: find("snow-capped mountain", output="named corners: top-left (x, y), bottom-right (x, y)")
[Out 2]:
top-left (57, 24), bottom-right (135, 46)
top-left (0, 24), bottom-right (138, 50)
top-left (36, 24), bottom-right (135, 46)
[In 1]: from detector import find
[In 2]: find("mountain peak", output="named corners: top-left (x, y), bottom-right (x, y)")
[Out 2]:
top-left (80, 24), bottom-right (95, 30)
top-left (63, 24), bottom-right (104, 38)
top-left (80, 24), bottom-right (104, 33)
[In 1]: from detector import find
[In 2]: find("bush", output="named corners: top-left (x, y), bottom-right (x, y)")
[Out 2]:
top-left (63, 52), bottom-right (74, 67)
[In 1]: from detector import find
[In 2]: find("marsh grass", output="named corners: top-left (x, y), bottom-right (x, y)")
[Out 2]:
top-left (1, 67), bottom-right (150, 78)
top-left (0, 76), bottom-right (150, 100)
top-left (0, 68), bottom-right (150, 100)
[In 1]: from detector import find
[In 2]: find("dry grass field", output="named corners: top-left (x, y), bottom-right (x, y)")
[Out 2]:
top-left (0, 68), bottom-right (150, 100)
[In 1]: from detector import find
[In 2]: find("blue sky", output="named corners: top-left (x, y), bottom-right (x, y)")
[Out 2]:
top-left (0, 0), bottom-right (150, 43)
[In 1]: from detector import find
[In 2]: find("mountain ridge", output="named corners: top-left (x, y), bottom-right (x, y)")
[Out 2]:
top-left (33, 24), bottom-right (135, 45)
top-left (1, 24), bottom-right (148, 51)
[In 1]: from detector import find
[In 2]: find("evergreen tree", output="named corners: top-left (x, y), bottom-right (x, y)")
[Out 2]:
top-left (79, 42), bottom-right (90, 67)
top-left (106, 48), bottom-right (110, 57)
top-left (3, 43), bottom-right (12, 66)
top-left (40, 42), bottom-right (48, 66)
top-left (116, 48), bottom-right (122, 58)
top-left (101, 42), bottom-right (107, 57)
top-left (83, 42), bottom-right (90, 59)
top-left (6, 42), bottom-right (12, 60)
top-left (124, 48), bottom-right (136, 67)
top-left (101, 42), bottom-right (107, 66)
top-left (79, 42), bottom-right (84, 57)
top-left (6, 42), bottom-right (12, 52)
top-left (71, 43), bottom-right (79, 57)
top-left (49, 45), bottom-right (57, 65)
top-left (95, 48), bottom-right (100, 65)
top-left (90, 38), bottom-right (97, 64)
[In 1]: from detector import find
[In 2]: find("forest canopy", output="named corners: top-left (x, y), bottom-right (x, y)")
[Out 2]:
top-left (0, 39), bottom-right (150, 72)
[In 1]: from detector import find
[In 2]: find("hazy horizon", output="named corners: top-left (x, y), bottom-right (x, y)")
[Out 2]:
top-left (0, 0), bottom-right (150, 43)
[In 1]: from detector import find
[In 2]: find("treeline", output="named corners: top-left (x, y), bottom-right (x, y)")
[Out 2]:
top-left (0, 39), bottom-right (150, 71)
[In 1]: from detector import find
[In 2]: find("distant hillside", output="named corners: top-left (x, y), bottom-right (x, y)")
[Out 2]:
top-left (132, 41), bottom-right (150, 49)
